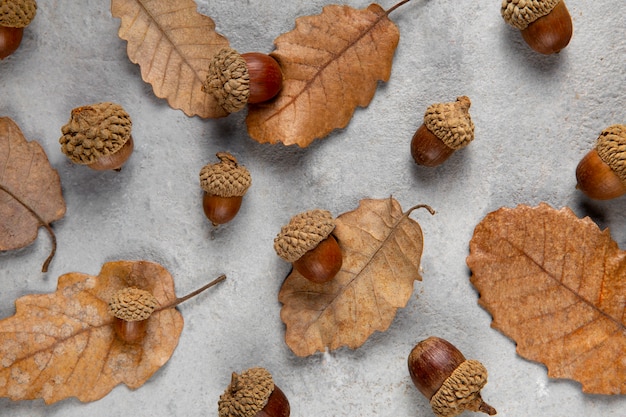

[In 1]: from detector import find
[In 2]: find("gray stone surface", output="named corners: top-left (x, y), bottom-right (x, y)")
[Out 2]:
top-left (1, 0), bottom-right (625, 416)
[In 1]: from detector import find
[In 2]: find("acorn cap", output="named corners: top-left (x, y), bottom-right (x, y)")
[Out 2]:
top-left (218, 367), bottom-right (274, 417)
top-left (199, 152), bottom-right (252, 197)
top-left (0, 0), bottom-right (37, 28)
top-left (429, 360), bottom-right (489, 417)
top-left (501, 0), bottom-right (561, 30)
top-left (424, 96), bottom-right (475, 150)
top-left (204, 47), bottom-right (250, 114)
top-left (595, 124), bottom-right (626, 185)
top-left (108, 288), bottom-right (158, 322)
top-left (274, 209), bottom-right (335, 263)
top-left (59, 102), bottom-right (132, 165)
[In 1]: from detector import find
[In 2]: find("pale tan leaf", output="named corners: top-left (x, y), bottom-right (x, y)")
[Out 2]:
top-left (467, 203), bottom-right (626, 395)
top-left (279, 198), bottom-right (431, 356)
top-left (111, 0), bottom-right (229, 118)
top-left (246, 4), bottom-right (400, 147)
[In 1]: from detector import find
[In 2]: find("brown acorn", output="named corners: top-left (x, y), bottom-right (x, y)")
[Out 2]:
top-left (108, 287), bottom-right (158, 344)
top-left (411, 96), bottom-right (475, 167)
top-left (576, 124), bottom-right (626, 200)
top-left (199, 152), bottom-right (252, 226)
top-left (501, 0), bottom-right (573, 55)
top-left (218, 367), bottom-right (290, 417)
top-left (203, 47), bottom-right (283, 113)
top-left (408, 337), bottom-right (496, 417)
top-left (0, 0), bottom-right (37, 59)
top-left (274, 209), bottom-right (342, 284)
top-left (59, 102), bottom-right (134, 171)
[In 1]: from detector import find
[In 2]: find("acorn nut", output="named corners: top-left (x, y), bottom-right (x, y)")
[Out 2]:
top-left (203, 47), bottom-right (283, 113)
top-left (199, 152), bottom-right (252, 226)
top-left (0, 0), bottom-right (37, 59)
top-left (59, 102), bottom-right (134, 171)
top-left (576, 124), bottom-right (626, 200)
top-left (411, 96), bottom-right (475, 167)
top-left (218, 367), bottom-right (290, 417)
top-left (408, 337), bottom-right (496, 417)
top-left (274, 209), bottom-right (342, 284)
top-left (501, 0), bottom-right (573, 55)
top-left (108, 287), bottom-right (158, 344)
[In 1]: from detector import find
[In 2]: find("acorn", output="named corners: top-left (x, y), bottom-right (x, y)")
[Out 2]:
top-left (203, 47), bottom-right (283, 113)
top-left (0, 0), bottom-right (37, 59)
top-left (274, 209), bottom-right (342, 284)
top-left (408, 337), bottom-right (496, 417)
top-left (59, 102), bottom-right (134, 171)
top-left (218, 367), bottom-right (290, 417)
top-left (576, 124), bottom-right (626, 200)
top-left (199, 152), bottom-right (252, 226)
top-left (108, 287), bottom-right (158, 344)
top-left (501, 0), bottom-right (573, 55)
top-left (411, 96), bottom-right (475, 167)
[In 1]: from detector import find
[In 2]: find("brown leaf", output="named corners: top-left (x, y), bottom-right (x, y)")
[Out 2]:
top-left (279, 198), bottom-right (432, 357)
top-left (111, 0), bottom-right (229, 118)
top-left (0, 117), bottom-right (66, 271)
top-left (0, 260), bottom-right (183, 403)
top-left (246, 3), bottom-right (400, 147)
top-left (467, 203), bottom-right (626, 395)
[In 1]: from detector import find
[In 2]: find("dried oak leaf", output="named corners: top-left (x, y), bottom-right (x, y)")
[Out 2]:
top-left (467, 203), bottom-right (626, 395)
top-left (0, 117), bottom-right (65, 272)
top-left (0, 260), bottom-right (183, 404)
top-left (111, 0), bottom-right (229, 118)
top-left (279, 198), bottom-right (433, 357)
top-left (246, 3), bottom-right (401, 147)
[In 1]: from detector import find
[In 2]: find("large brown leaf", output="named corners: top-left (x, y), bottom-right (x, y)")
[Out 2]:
top-left (111, 0), bottom-right (229, 118)
top-left (279, 198), bottom-right (433, 356)
top-left (246, 3), bottom-right (401, 147)
top-left (0, 260), bottom-right (183, 403)
top-left (0, 117), bottom-right (66, 271)
top-left (467, 203), bottom-right (626, 395)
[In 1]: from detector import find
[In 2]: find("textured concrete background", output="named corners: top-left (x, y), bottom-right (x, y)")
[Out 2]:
top-left (1, 1), bottom-right (625, 416)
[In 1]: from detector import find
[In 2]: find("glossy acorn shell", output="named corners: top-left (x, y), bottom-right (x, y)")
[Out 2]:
top-left (521, 0), bottom-right (573, 54)
top-left (256, 385), bottom-right (290, 417)
top-left (203, 193), bottom-right (244, 226)
top-left (293, 234), bottom-right (342, 284)
top-left (87, 135), bottom-right (134, 171)
top-left (112, 316), bottom-right (149, 344)
top-left (576, 148), bottom-right (626, 200)
top-left (242, 52), bottom-right (283, 104)
top-left (410, 124), bottom-right (455, 167)
top-left (0, 26), bottom-right (24, 60)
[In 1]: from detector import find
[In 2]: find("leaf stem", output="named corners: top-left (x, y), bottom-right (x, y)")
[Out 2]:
top-left (406, 203), bottom-right (436, 216)
top-left (0, 183), bottom-right (57, 272)
top-left (387, 0), bottom-right (412, 15)
top-left (157, 274), bottom-right (227, 311)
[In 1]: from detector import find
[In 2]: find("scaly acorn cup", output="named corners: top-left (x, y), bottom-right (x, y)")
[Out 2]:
top-left (203, 47), bottom-right (283, 113)
top-left (199, 152), bottom-right (252, 226)
top-left (576, 124), bottom-right (626, 200)
top-left (408, 337), bottom-right (497, 417)
top-left (59, 102), bottom-right (134, 171)
top-left (0, 0), bottom-right (36, 59)
top-left (274, 209), bottom-right (342, 284)
top-left (218, 367), bottom-right (290, 417)
top-left (501, 0), bottom-right (572, 55)
top-left (411, 96), bottom-right (475, 167)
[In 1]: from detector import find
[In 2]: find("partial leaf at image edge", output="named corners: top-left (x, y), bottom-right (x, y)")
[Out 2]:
top-left (279, 198), bottom-right (433, 356)
top-left (0, 117), bottom-right (66, 272)
top-left (467, 203), bottom-right (625, 395)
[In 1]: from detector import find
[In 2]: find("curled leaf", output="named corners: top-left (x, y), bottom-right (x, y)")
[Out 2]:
top-left (0, 117), bottom-right (66, 272)
top-left (468, 203), bottom-right (626, 395)
top-left (246, 3), bottom-right (401, 147)
top-left (0, 261), bottom-right (187, 403)
top-left (279, 198), bottom-right (433, 356)
top-left (111, 0), bottom-right (230, 118)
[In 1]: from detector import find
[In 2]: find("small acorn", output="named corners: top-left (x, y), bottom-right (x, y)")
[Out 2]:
top-left (501, 0), bottom-right (573, 55)
top-left (274, 209), bottom-right (342, 284)
top-left (203, 47), bottom-right (283, 113)
top-left (218, 367), bottom-right (290, 417)
top-left (0, 0), bottom-right (37, 60)
top-left (108, 287), bottom-right (158, 344)
top-left (576, 124), bottom-right (626, 200)
top-left (199, 152), bottom-right (252, 226)
top-left (411, 96), bottom-right (475, 167)
top-left (408, 337), bottom-right (496, 417)
top-left (59, 102), bottom-right (134, 171)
